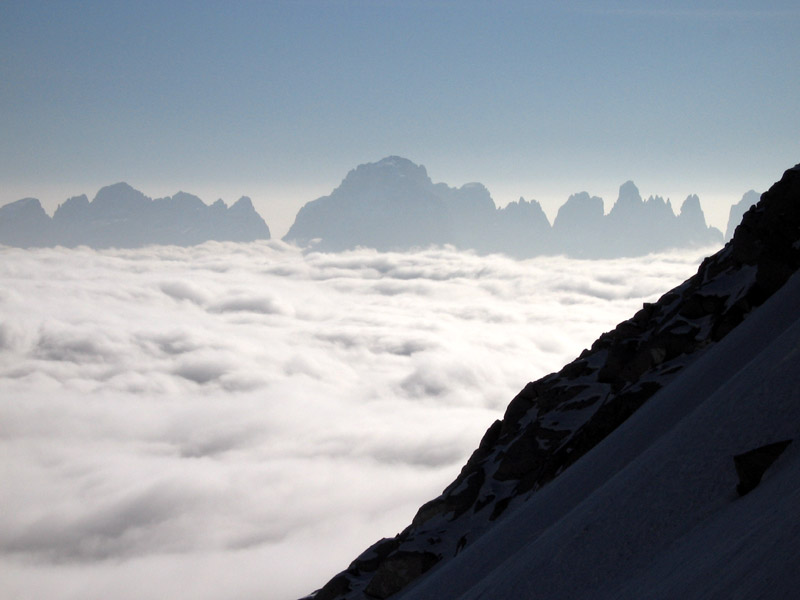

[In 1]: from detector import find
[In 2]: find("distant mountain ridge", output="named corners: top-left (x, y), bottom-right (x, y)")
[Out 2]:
top-left (2, 160), bottom-right (759, 254)
top-left (284, 157), bottom-right (735, 258)
top-left (306, 163), bottom-right (800, 599)
top-left (0, 182), bottom-right (270, 248)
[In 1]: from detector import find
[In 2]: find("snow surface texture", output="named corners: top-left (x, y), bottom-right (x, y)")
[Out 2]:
top-left (310, 163), bottom-right (800, 599)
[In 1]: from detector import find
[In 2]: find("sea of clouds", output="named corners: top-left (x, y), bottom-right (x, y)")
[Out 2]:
top-left (0, 241), bottom-right (717, 599)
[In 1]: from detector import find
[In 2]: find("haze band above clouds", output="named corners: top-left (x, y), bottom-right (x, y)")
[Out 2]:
top-left (0, 241), bottom-right (715, 599)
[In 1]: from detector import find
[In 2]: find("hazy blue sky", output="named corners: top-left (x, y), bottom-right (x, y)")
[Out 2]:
top-left (2, 0), bottom-right (798, 235)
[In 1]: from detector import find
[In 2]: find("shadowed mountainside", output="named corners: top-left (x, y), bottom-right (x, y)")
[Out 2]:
top-left (307, 163), bottom-right (800, 599)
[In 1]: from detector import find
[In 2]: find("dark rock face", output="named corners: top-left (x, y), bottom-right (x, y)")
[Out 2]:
top-left (284, 157), bottom-right (723, 258)
top-left (725, 190), bottom-right (761, 242)
top-left (734, 440), bottom-right (793, 496)
top-left (307, 164), bottom-right (800, 599)
top-left (362, 552), bottom-right (439, 599)
top-left (0, 183), bottom-right (271, 249)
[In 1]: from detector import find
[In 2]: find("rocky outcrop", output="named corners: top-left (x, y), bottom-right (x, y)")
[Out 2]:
top-left (307, 163), bottom-right (800, 599)
top-left (734, 440), bottom-right (793, 496)
top-left (0, 183), bottom-right (271, 248)
top-left (284, 157), bottom-right (724, 258)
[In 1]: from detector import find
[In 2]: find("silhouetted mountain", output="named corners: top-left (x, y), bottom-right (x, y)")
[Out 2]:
top-left (725, 189), bottom-right (761, 241)
top-left (307, 163), bottom-right (800, 599)
top-left (0, 198), bottom-right (53, 247)
top-left (0, 183), bottom-right (271, 248)
top-left (492, 197), bottom-right (552, 257)
top-left (552, 191), bottom-right (605, 258)
top-left (285, 157), bottom-right (473, 252)
top-left (284, 157), bottom-right (723, 257)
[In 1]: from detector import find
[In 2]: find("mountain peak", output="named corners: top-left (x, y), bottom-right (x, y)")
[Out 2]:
top-left (230, 196), bottom-right (255, 212)
top-left (553, 191), bottom-right (605, 229)
top-left (93, 181), bottom-right (138, 197)
top-left (169, 191), bottom-right (205, 206)
top-left (53, 194), bottom-right (90, 222)
top-left (608, 180), bottom-right (643, 218)
top-left (679, 193), bottom-right (706, 227)
top-left (375, 155), bottom-right (421, 170)
top-left (340, 156), bottom-right (432, 192)
top-left (0, 197), bottom-right (51, 246)
top-left (0, 197), bottom-right (46, 216)
top-left (92, 182), bottom-right (150, 214)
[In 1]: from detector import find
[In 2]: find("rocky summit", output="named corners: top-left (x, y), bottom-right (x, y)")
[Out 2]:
top-left (307, 163), bottom-right (800, 599)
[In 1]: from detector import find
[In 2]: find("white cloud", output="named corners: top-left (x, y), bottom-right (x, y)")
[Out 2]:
top-left (0, 241), bottom-right (716, 599)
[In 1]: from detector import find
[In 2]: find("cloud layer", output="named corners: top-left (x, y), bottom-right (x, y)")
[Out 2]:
top-left (0, 241), bottom-right (716, 599)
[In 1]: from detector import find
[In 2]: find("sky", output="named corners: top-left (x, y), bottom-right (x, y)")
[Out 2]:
top-left (0, 242), bottom-right (715, 599)
top-left (2, 0), bottom-right (799, 236)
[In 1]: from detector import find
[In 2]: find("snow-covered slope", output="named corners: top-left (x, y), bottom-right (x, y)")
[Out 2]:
top-left (308, 163), bottom-right (800, 599)
top-left (399, 265), bottom-right (800, 600)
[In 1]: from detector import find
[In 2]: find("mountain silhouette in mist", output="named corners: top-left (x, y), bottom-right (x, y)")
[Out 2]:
top-left (0, 183), bottom-right (270, 249)
top-left (284, 157), bottom-right (728, 257)
top-left (306, 163), bottom-right (800, 599)
top-left (283, 156), bottom-right (550, 254)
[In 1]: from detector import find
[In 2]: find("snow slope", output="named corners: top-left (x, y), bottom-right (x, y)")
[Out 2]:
top-left (398, 269), bottom-right (800, 600)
